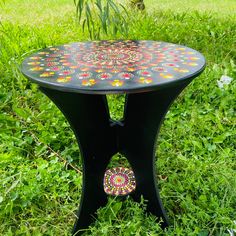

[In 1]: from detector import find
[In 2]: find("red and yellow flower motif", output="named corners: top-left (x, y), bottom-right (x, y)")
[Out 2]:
top-left (162, 63), bottom-right (178, 67)
top-left (62, 62), bottom-right (73, 66)
top-left (40, 72), bottom-right (55, 77)
top-left (30, 56), bottom-right (41, 60)
top-left (119, 72), bottom-right (134, 80)
top-left (30, 66), bottom-right (44, 71)
top-left (59, 69), bottom-right (75, 76)
top-left (111, 80), bottom-right (124, 87)
top-left (46, 62), bottom-right (60, 67)
top-left (138, 77), bottom-right (153, 84)
top-left (160, 73), bottom-right (174, 79)
top-left (176, 47), bottom-right (186, 51)
top-left (189, 57), bottom-right (200, 61)
top-left (49, 47), bottom-right (59, 51)
top-left (45, 58), bottom-right (57, 62)
top-left (80, 67), bottom-right (90, 71)
top-left (50, 66), bottom-right (64, 71)
top-left (70, 65), bottom-right (80, 69)
top-left (151, 67), bottom-right (165, 72)
top-left (183, 62), bottom-right (198, 66)
top-left (110, 69), bottom-right (121, 73)
top-left (97, 73), bottom-right (112, 80)
top-left (185, 51), bottom-right (195, 55)
top-left (77, 72), bottom-right (92, 80)
top-left (57, 76), bottom-right (72, 83)
top-left (82, 79), bottom-right (96, 86)
top-left (27, 61), bottom-right (40, 65)
top-left (174, 68), bottom-right (189, 73)
top-left (127, 68), bottom-right (135, 72)
top-left (38, 52), bottom-right (49, 55)
top-left (137, 70), bottom-right (152, 77)
top-left (95, 69), bottom-right (104, 73)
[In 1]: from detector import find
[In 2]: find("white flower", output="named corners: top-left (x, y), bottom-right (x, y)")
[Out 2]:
top-left (217, 75), bottom-right (233, 89)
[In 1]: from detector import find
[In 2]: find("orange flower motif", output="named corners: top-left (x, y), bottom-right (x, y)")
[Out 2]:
top-left (176, 47), bottom-right (186, 51)
top-left (186, 51), bottom-right (195, 55)
top-left (150, 63), bottom-right (157, 67)
top-left (64, 63), bottom-right (74, 67)
top-left (95, 69), bottom-right (104, 73)
top-left (81, 68), bottom-right (90, 71)
top-left (139, 77), bottom-right (153, 84)
top-left (183, 62), bottom-right (198, 66)
top-left (189, 57), bottom-right (199, 60)
top-left (38, 52), bottom-right (49, 55)
top-left (30, 56), bottom-right (41, 60)
top-left (174, 68), bottom-right (189, 73)
top-left (110, 69), bottom-right (120, 73)
top-left (57, 76), bottom-right (72, 83)
top-left (49, 47), bottom-right (59, 51)
top-left (160, 73), bottom-right (174, 79)
top-left (111, 80), bottom-right (123, 87)
top-left (82, 79), bottom-right (96, 86)
top-left (30, 66), bottom-right (44, 71)
top-left (70, 65), bottom-right (79, 69)
top-left (27, 62), bottom-right (40, 65)
top-left (40, 72), bottom-right (55, 77)
top-left (139, 66), bottom-right (148, 70)
top-left (60, 59), bottom-right (68, 63)
top-left (127, 68), bottom-right (135, 72)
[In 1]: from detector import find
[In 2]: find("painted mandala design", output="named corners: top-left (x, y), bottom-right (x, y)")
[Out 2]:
top-left (103, 167), bottom-right (136, 196)
top-left (22, 40), bottom-right (205, 92)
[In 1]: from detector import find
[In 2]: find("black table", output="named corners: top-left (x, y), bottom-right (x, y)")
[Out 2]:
top-left (21, 40), bottom-right (205, 235)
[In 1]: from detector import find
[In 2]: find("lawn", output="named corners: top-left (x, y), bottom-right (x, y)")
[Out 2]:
top-left (0, 0), bottom-right (236, 235)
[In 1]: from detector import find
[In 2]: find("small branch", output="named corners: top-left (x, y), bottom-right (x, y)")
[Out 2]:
top-left (21, 121), bottom-right (82, 174)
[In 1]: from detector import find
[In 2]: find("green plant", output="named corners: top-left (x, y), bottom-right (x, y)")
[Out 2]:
top-left (73, 0), bottom-right (129, 39)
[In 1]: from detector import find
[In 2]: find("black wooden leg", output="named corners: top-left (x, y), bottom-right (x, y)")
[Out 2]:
top-left (39, 87), bottom-right (117, 235)
top-left (40, 81), bottom-right (190, 234)
top-left (120, 84), bottom-right (189, 228)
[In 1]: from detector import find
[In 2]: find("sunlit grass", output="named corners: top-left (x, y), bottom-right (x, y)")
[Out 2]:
top-left (0, 0), bottom-right (235, 235)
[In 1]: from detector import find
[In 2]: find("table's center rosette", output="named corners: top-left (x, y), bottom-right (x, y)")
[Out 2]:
top-left (82, 48), bottom-right (144, 67)
top-left (21, 40), bottom-right (205, 93)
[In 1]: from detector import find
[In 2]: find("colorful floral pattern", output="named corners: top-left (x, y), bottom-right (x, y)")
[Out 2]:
top-left (22, 40), bottom-right (205, 93)
top-left (103, 167), bottom-right (136, 196)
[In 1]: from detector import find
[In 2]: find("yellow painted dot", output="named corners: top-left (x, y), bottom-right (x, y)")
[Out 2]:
top-left (40, 72), bottom-right (54, 77)
top-left (160, 73), bottom-right (174, 79)
top-left (30, 67), bottom-right (44, 71)
top-left (57, 76), bottom-right (72, 83)
top-left (111, 80), bottom-right (123, 87)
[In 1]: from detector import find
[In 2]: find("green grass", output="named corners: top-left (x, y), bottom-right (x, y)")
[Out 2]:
top-left (142, 0), bottom-right (236, 16)
top-left (0, 0), bottom-right (236, 235)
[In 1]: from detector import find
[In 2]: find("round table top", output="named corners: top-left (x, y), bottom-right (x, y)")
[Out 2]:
top-left (21, 40), bottom-right (205, 94)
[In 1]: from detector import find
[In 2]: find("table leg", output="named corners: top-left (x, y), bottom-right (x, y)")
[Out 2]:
top-left (120, 84), bottom-right (188, 228)
top-left (40, 81), bottom-right (189, 234)
top-left (40, 87), bottom-right (117, 235)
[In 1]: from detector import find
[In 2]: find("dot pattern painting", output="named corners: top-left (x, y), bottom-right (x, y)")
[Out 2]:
top-left (21, 40), bottom-right (205, 94)
top-left (104, 167), bottom-right (136, 196)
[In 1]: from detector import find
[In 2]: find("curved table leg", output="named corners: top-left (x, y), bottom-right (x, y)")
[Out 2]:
top-left (40, 87), bottom-right (117, 235)
top-left (39, 81), bottom-right (190, 234)
top-left (120, 83), bottom-right (189, 228)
